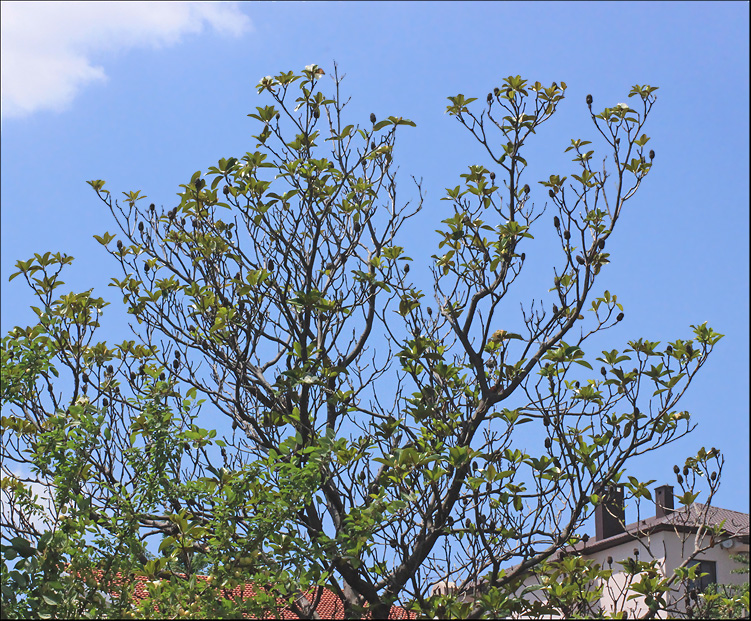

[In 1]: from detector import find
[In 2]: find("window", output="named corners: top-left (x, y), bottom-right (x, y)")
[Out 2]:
top-left (687, 560), bottom-right (717, 593)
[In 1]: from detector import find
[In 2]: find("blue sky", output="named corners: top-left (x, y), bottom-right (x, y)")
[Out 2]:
top-left (2, 0), bottom-right (748, 519)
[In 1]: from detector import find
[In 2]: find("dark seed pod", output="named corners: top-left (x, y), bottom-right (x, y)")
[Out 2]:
top-left (144, 263), bottom-right (150, 272)
top-left (586, 94), bottom-right (593, 106)
top-left (523, 184), bottom-right (530, 194)
top-left (683, 466), bottom-right (689, 476)
top-left (353, 222), bottom-right (361, 233)
top-left (117, 240), bottom-right (123, 250)
top-left (677, 474), bottom-right (683, 484)
top-left (633, 548), bottom-right (639, 557)
top-left (613, 436), bottom-right (620, 446)
top-left (313, 108), bottom-right (320, 119)
top-left (404, 263), bottom-right (410, 274)
top-left (649, 149), bottom-right (655, 160)
top-left (370, 141), bottom-right (376, 151)
top-left (268, 259), bottom-right (275, 271)
top-left (549, 189), bottom-right (555, 198)
top-left (223, 185), bottom-right (230, 195)
top-left (553, 304), bottom-right (559, 315)
top-left (82, 373), bottom-right (89, 383)
top-left (149, 203), bottom-right (156, 211)
top-left (107, 365), bottom-right (114, 374)
top-left (674, 464), bottom-right (680, 474)
top-left (465, 518), bottom-right (472, 530)
top-left (553, 216), bottom-right (560, 229)
top-left (544, 437), bottom-right (552, 449)
top-left (493, 87), bottom-right (500, 96)
top-left (617, 312), bottom-right (624, 322)
top-left (598, 238), bottom-right (606, 250)
top-left (576, 255), bottom-right (585, 265)
top-left (173, 359), bottom-right (179, 370)
top-left (159, 372), bottom-right (165, 381)
top-left (427, 306), bottom-right (433, 316)
top-left (275, 112), bottom-right (280, 120)
top-left (192, 218), bottom-right (198, 228)
top-left (181, 218), bottom-right (186, 227)
top-left (711, 471), bottom-right (717, 481)
top-left (543, 415), bottom-right (550, 427)
top-left (520, 252), bottom-right (525, 261)
top-left (607, 555), bottom-right (613, 565)
top-left (666, 345), bottom-right (673, 354)
top-left (370, 112), bottom-right (376, 124)
top-left (563, 230), bottom-right (570, 240)
top-left (138, 222), bottom-right (144, 232)
top-left (130, 371), bottom-right (137, 382)
top-left (102, 398), bottom-right (109, 407)
top-left (140, 365), bottom-right (147, 376)
top-left (601, 366), bottom-right (607, 377)
top-left (487, 93), bottom-right (493, 103)
top-left (489, 171), bottom-right (496, 181)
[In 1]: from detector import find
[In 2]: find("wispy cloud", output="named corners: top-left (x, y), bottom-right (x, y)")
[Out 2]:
top-left (1, 1), bottom-right (251, 119)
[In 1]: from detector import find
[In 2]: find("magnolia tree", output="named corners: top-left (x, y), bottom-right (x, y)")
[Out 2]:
top-left (1, 65), bottom-right (733, 619)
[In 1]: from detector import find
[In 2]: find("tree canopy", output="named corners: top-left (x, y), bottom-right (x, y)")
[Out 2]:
top-left (1, 64), bottom-right (737, 619)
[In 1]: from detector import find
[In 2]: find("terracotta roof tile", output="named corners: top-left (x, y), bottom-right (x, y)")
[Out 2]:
top-left (119, 573), bottom-right (415, 619)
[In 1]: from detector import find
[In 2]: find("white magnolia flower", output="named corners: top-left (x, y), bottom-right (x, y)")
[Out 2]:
top-left (304, 64), bottom-right (325, 77)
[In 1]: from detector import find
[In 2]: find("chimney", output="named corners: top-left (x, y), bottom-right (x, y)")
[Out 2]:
top-left (655, 484), bottom-right (674, 518)
top-left (595, 485), bottom-right (625, 541)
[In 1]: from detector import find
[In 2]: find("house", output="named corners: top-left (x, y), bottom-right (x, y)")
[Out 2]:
top-left (437, 484), bottom-right (749, 618)
top-left (572, 483), bottom-right (748, 617)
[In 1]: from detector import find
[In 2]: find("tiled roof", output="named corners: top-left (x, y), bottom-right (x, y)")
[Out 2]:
top-left (648, 503), bottom-right (749, 536)
top-left (121, 573), bottom-right (415, 619)
top-left (579, 502), bottom-right (750, 554)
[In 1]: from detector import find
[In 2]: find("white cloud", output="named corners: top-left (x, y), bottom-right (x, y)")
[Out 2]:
top-left (1, 1), bottom-right (251, 119)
